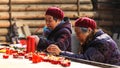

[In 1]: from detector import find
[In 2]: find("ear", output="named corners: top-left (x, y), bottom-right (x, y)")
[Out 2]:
top-left (88, 27), bottom-right (92, 33)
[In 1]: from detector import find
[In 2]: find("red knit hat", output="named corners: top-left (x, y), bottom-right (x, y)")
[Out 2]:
top-left (75, 17), bottom-right (97, 30)
top-left (45, 7), bottom-right (64, 20)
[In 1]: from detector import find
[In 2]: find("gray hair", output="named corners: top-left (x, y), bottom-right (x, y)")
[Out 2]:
top-left (80, 27), bottom-right (88, 33)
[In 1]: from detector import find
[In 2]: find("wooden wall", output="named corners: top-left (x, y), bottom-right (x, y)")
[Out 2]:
top-left (0, 0), bottom-right (120, 42)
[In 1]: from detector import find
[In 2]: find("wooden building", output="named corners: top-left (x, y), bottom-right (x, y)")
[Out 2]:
top-left (0, 0), bottom-right (119, 43)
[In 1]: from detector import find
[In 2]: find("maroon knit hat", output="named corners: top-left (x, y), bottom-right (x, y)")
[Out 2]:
top-left (75, 17), bottom-right (97, 30)
top-left (45, 7), bottom-right (64, 20)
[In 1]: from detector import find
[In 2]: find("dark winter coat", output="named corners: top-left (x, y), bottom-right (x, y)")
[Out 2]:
top-left (60, 29), bottom-right (120, 65)
top-left (37, 18), bottom-right (72, 52)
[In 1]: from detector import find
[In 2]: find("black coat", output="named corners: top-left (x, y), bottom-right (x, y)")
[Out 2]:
top-left (37, 18), bottom-right (72, 52)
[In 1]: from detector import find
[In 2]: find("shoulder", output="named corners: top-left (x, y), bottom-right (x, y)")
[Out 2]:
top-left (57, 28), bottom-right (72, 35)
top-left (94, 33), bottom-right (113, 44)
top-left (92, 35), bottom-right (117, 51)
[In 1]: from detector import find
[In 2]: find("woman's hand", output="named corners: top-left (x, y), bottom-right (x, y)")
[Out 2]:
top-left (47, 44), bottom-right (61, 55)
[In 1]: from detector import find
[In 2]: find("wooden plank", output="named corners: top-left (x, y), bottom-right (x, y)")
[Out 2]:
top-left (98, 0), bottom-right (113, 2)
top-left (0, 12), bottom-right (114, 20)
top-left (0, 20), bottom-right (10, 28)
top-left (10, 4), bottom-right (93, 11)
top-left (93, 13), bottom-right (113, 20)
top-left (0, 28), bottom-right (8, 36)
top-left (0, 12), bottom-right (9, 20)
top-left (0, 20), bottom-right (45, 28)
top-left (0, 4), bottom-right (92, 11)
top-left (22, 25), bottom-right (31, 37)
top-left (96, 0), bottom-right (120, 12)
top-left (1, 19), bottom-right (120, 28)
top-left (14, 20), bottom-right (45, 28)
top-left (0, 11), bottom-right (97, 19)
top-left (0, 0), bottom-right (91, 4)
top-left (12, 11), bottom-right (45, 19)
top-left (0, 28), bottom-right (43, 35)
top-left (79, 11), bottom-right (97, 18)
top-left (79, 4), bottom-right (93, 11)
top-left (0, 0), bottom-right (9, 4)
top-left (0, 20), bottom-right (73, 28)
top-left (0, 36), bottom-right (6, 41)
top-left (11, 11), bottom-right (78, 19)
top-left (30, 28), bottom-right (43, 35)
top-left (96, 21), bottom-right (120, 27)
top-left (97, 3), bottom-right (115, 10)
top-left (12, 0), bottom-right (76, 4)
top-left (0, 5), bottom-right (9, 11)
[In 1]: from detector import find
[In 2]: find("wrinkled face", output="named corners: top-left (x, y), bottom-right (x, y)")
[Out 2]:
top-left (45, 15), bottom-right (57, 30)
top-left (74, 27), bottom-right (90, 45)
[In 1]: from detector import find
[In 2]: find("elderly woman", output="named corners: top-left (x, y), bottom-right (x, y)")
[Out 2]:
top-left (34, 7), bottom-right (72, 52)
top-left (47, 17), bottom-right (120, 65)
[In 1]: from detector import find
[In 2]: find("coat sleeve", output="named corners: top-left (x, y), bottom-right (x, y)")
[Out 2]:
top-left (55, 30), bottom-right (71, 51)
top-left (37, 28), bottom-right (71, 51)
top-left (60, 47), bottom-right (105, 62)
top-left (36, 37), bottom-right (51, 51)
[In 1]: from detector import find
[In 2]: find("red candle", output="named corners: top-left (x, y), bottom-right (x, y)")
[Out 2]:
top-left (26, 36), bottom-right (36, 53)
top-left (27, 36), bottom-right (29, 53)
top-left (31, 37), bottom-right (35, 53)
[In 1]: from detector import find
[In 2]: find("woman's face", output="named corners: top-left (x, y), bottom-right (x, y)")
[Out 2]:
top-left (75, 27), bottom-right (89, 45)
top-left (45, 15), bottom-right (57, 30)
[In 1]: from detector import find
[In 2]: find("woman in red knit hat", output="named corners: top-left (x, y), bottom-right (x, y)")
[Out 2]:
top-left (33, 7), bottom-right (72, 52)
top-left (47, 17), bottom-right (120, 65)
